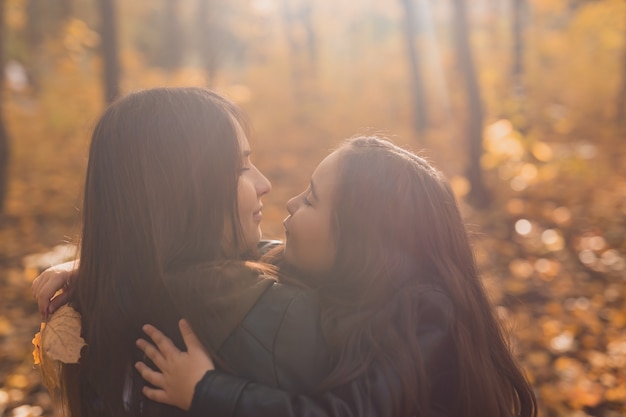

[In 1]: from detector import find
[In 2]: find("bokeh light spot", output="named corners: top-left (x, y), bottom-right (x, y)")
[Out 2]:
top-left (515, 219), bottom-right (532, 236)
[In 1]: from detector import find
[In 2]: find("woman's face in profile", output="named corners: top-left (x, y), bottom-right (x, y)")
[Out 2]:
top-left (283, 149), bottom-right (340, 275)
top-left (223, 121), bottom-right (272, 254)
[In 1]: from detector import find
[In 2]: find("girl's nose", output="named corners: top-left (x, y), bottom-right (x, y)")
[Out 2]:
top-left (286, 195), bottom-right (299, 215)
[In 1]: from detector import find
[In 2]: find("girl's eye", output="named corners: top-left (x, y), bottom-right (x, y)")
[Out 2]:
top-left (303, 195), bottom-right (312, 206)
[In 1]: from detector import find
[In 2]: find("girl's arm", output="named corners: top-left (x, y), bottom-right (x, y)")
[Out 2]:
top-left (136, 290), bottom-right (456, 417)
top-left (136, 322), bottom-right (398, 417)
top-left (135, 320), bottom-right (213, 411)
top-left (31, 260), bottom-right (79, 318)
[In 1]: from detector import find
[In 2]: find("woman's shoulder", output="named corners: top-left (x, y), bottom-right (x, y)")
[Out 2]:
top-left (238, 280), bottom-right (320, 345)
top-left (220, 282), bottom-right (328, 391)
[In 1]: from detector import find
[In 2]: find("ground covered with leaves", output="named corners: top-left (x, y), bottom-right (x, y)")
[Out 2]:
top-left (1, 136), bottom-right (625, 417)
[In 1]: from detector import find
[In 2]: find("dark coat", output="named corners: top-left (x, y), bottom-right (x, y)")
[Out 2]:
top-left (190, 285), bottom-right (457, 417)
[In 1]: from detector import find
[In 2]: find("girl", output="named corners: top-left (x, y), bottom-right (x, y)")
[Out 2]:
top-left (136, 137), bottom-right (537, 417)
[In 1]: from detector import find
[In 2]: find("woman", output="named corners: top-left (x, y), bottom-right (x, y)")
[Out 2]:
top-left (32, 87), bottom-right (332, 417)
top-left (135, 137), bottom-right (538, 417)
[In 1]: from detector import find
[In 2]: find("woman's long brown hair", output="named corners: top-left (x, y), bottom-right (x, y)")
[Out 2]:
top-left (61, 87), bottom-right (256, 417)
top-left (315, 136), bottom-right (537, 417)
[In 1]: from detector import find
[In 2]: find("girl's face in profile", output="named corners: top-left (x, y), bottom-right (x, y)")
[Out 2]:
top-left (283, 149), bottom-right (340, 275)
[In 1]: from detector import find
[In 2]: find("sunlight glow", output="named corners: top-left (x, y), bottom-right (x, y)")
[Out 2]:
top-left (450, 175), bottom-right (470, 198)
top-left (510, 176), bottom-right (528, 191)
top-left (11, 405), bottom-right (43, 417)
top-left (506, 198), bottom-right (525, 215)
top-left (550, 331), bottom-right (575, 353)
top-left (509, 259), bottom-right (534, 279)
top-left (579, 249), bottom-right (596, 265)
top-left (535, 258), bottom-right (561, 277)
top-left (251, 0), bottom-right (277, 15)
top-left (520, 163), bottom-right (538, 181)
top-left (532, 142), bottom-right (554, 162)
top-left (577, 142), bottom-right (598, 159)
top-left (515, 219), bottom-right (532, 236)
top-left (552, 207), bottom-right (572, 225)
top-left (542, 229), bottom-right (564, 251)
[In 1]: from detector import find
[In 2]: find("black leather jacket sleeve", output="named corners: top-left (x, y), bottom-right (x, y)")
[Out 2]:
top-left (189, 288), bottom-right (456, 417)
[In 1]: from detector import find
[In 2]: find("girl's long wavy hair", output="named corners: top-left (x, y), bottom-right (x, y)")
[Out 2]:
top-left (315, 136), bottom-right (536, 417)
top-left (61, 87), bottom-right (259, 417)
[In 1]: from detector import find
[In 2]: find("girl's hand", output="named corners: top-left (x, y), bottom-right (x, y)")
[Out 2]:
top-left (135, 319), bottom-right (214, 411)
top-left (31, 260), bottom-right (79, 318)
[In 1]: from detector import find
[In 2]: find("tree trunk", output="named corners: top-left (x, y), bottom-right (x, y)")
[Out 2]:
top-left (301, 3), bottom-right (317, 78)
top-left (511, 0), bottom-right (526, 95)
top-left (282, 0), bottom-right (301, 88)
top-left (25, 0), bottom-right (43, 93)
top-left (0, 0), bottom-right (9, 213)
top-left (97, 0), bottom-right (120, 104)
top-left (400, 0), bottom-right (428, 136)
top-left (196, 0), bottom-right (218, 86)
top-left (616, 4), bottom-right (626, 125)
top-left (25, 0), bottom-right (43, 48)
top-left (451, 0), bottom-right (491, 209)
top-left (281, 0), bottom-right (318, 96)
top-left (160, 0), bottom-right (184, 71)
top-left (24, 0), bottom-right (73, 94)
top-left (59, 0), bottom-right (72, 20)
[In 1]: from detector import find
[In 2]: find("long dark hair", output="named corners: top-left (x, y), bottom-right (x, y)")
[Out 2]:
top-left (316, 136), bottom-right (536, 417)
top-left (61, 87), bottom-right (256, 417)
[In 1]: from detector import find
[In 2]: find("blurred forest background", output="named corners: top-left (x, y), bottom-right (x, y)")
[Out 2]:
top-left (0, 0), bottom-right (625, 416)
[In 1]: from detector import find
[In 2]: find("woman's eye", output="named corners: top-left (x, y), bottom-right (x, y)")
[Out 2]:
top-left (303, 196), bottom-right (312, 206)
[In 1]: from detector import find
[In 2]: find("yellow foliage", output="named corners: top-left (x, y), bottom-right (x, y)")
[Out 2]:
top-left (32, 306), bottom-right (86, 395)
top-left (32, 323), bottom-right (44, 365)
top-left (40, 305), bottom-right (86, 365)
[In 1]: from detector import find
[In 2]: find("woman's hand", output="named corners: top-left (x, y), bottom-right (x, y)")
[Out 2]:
top-left (135, 319), bottom-right (215, 411)
top-left (31, 260), bottom-right (79, 318)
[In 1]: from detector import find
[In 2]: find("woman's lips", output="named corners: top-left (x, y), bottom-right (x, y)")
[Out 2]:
top-left (253, 209), bottom-right (263, 223)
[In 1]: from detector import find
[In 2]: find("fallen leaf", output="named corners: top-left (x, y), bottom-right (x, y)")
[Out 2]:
top-left (42, 305), bottom-right (86, 364)
top-left (31, 323), bottom-right (44, 365)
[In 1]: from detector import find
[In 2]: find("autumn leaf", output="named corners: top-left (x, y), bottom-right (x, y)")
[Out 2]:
top-left (31, 306), bottom-right (86, 394)
top-left (42, 305), bottom-right (86, 364)
top-left (31, 322), bottom-right (44, 365)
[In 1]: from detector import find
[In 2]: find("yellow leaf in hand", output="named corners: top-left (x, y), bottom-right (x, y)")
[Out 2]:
top-left (42, 305), bottom-right (86, 364)
top-left (32, 322), bottom-right (45, 365)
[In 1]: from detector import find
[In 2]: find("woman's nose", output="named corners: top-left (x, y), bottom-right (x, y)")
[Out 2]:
top-left (254, 167), bottom-right (272, 196)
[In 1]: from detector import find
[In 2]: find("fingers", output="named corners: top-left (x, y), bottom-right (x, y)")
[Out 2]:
top-left (33, 271), bottom-right (70, 317)
top-left (136, 338), bottom-right (168, 371)
top-left (141, 386), bottom-right (175, 407)
top-left (142, 324), bottom-right (180, 357)
top-left (48, 292), bottom-right (71, 316)
top-left (134, 361), bottom-right (165, 388)
top-left (178, 319), bottom-right (202, 351)
top-left (31, 274), bottom-right (42, 296)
